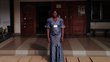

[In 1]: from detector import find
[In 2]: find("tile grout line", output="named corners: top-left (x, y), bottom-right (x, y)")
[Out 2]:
top-left (89, 57), bottom-right (93, 62)
top-left (77, 57), bottom-right (80, 62)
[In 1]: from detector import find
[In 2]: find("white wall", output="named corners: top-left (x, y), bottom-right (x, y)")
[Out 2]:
top-left (0, 0), bottom-right (10, 29)
top-left (14, 0), bottom-right (20, 34)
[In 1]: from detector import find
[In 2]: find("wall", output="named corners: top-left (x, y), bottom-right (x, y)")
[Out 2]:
top-left (14, 0), bottom-right (20, 34)
top-left (14, 0), bottom-right (110, 34)
top-left (0, 0), bottom-right (10, 29)
top-left (14, 0), bottom-right (86, 34)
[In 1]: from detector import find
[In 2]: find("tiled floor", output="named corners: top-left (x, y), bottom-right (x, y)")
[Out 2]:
top-left (0, 56), bottom-right (109, 62)
top-left (0, 36), bottom-right (110, 56)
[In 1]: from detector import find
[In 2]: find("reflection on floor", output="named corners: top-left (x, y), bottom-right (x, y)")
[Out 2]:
top-left (0, 36), bottom-right (110, 56)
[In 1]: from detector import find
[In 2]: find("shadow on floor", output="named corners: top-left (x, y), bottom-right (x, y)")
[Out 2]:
top-left (30, 43), bottom-right (49, 61)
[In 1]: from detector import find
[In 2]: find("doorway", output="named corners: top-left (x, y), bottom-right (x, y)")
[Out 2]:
top-left (20, 3), bottom-right (36, 36)
top-left (36, 3), bottom-right (51, 35)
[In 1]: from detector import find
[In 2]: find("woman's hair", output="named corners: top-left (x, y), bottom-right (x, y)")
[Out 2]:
top-left (51, 10), bottom-right (59, 17)
top-left (51, 10), bottom-right (57, 13)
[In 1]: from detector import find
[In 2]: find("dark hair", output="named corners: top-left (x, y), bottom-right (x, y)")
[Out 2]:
top-left (51, 10), bottom-right (59, 14)
top-left (51, 10), bottom-right (59, 17)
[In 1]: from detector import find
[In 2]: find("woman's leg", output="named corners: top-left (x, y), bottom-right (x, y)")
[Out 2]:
top-left (59, 43), bottom-right (64, 62)
top-left (56, 34), bottom-right (64, 62)
top-left (50, 35), bottom-right (56, 62)
top-left (50, 34), bottom-right (64, 62)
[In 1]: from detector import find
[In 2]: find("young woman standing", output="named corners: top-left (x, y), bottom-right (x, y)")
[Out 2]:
top-left (45, 11), bottom-right (65, 62)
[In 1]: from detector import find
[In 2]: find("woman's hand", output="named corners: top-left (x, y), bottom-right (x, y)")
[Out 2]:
top-left (47, 38), bottom-right (50, 48)
top-left (47, 38), bottom-right (50, 43)
top-left (47, 28), bottom-right (50, 43)
top-left (61, 28), bottom-right (64, 42)
top-left (61, 37), bottom-right (64, 42)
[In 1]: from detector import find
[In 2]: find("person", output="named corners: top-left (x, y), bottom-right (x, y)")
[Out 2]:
top-left (45, 11), bottom-right (65, 62)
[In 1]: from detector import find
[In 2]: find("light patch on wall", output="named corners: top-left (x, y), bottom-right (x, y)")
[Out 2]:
top-left (14, 0), bottom-right (21, 33)
top-left (0, 0), bottom-right (10, 28)
top-left (56, 4), bottom-right (61, 8)
top-left (78, 5), bottom-right (85, 16)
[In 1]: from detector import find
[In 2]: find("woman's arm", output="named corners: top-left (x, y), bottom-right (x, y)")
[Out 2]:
top-left (47, 28), bottom-right (50, 43)
top-left (61, 28), bottom-right (64, 42)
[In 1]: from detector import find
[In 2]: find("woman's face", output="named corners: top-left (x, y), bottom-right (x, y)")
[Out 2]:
top-left (52, 11), bottom-right (58, 18)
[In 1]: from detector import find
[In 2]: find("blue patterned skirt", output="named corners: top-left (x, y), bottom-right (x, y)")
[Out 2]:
top-left (50, 34), bottom-right (64, 62)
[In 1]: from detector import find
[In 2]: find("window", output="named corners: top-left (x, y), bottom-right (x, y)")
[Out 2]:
top-left (103, 1), bottom-right (110, 20)
top-left (91, 1), bottom-right (100, 21)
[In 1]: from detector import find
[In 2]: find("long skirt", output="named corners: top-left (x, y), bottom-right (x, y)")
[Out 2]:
top-left (50, 34), bottom-right (64, 62)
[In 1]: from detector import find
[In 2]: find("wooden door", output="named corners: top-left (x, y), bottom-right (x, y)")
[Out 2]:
top-left (69, 2), bottom-right (87, 36)
top-left (21, 4), bottom-right (36, 36)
